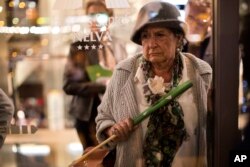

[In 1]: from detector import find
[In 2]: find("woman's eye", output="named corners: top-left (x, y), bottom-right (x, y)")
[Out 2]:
top-left (141, 34), bottom-right (149, 40)
top-left (155, 33), bottom-right (165, 37)
top-left (154, 33), bottom-right (166, 40)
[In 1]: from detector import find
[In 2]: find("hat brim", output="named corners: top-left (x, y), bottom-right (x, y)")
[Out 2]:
top-left (130, 20), bottom-right (187, 45)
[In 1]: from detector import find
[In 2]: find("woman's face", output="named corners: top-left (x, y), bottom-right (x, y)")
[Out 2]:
top-left (141, 26), bottom-right (180, 65)
top-left (87, 5), bottom-right (109, 33)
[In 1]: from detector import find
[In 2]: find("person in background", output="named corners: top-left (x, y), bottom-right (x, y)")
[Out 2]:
top-left (238, 3), bottom-right (250, 153)
top-left (240, 11), bottom-right (250, 104)
top-left (185, 2), bottom-right (244, 167)
top-left (184, 0), bottom-right (213, 67)
top-left (63, 0), bottom-right (127, 151)
top-left (95, 1), bottom-right (212, 166)
top-left (184, 2), bottom-right (214, 167)
top-left (0, 88), bottom-right (14, 149)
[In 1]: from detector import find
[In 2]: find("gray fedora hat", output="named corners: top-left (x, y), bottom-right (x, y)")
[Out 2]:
top-left (131, 1), bottom-right (187, 45)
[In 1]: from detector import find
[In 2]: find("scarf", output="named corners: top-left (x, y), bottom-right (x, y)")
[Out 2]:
top-left (142, 53), bottom-right (188, 167)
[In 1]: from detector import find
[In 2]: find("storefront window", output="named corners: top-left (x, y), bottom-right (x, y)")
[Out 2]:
top-left (0, 0), bottom-right (248, 166)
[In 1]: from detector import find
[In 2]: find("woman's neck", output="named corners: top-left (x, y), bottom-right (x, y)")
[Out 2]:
top-left (152, 65), bottom-right (173, 82)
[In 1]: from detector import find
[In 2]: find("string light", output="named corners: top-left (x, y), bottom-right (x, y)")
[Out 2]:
top-left (0, 21), bottom-right (4, 26)
top-left (12, 18), bottom-right (19, 25)
top-left (19, 2), bottom-right (26, 9)
top-left (0, 24), bottom-right (84, 34)
top-left (9, 1), bottom-right (15, 8)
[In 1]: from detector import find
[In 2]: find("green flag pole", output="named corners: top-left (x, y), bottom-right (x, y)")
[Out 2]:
top-left (133, 80), bottom-right (193, 125)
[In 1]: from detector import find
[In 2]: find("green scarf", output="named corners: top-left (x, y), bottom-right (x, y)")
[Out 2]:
top-left (142, 54), bottom-right (188, 167)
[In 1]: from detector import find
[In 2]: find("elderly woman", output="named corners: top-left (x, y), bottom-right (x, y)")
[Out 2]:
top-left (95, 1), bottom-right (212, 167)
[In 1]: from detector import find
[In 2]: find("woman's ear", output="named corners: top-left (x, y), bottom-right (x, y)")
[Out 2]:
top-left (176, 35), bottom-right (183, 45)
top-left (176, 35), bottom-right (185, 51)
top-left (177, 34), bottom-right (184, 42)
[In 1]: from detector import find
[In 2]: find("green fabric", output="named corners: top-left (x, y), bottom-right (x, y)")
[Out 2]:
top-left (86, 64), bottom-right (112, 82)
top-left (142, 53), bottom-right (188, 167)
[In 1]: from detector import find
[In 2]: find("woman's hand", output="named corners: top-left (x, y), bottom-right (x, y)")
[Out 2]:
top-left (105, 118), bottom-right (135, 142)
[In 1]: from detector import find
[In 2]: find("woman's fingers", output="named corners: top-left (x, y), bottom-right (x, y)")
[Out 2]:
top-left (116, 121), bottom-right (130, 139)
top-left (111, 118), bottom-right (134, 142)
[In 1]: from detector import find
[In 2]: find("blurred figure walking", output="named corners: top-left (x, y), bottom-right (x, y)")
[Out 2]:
top-left (63, 0), bottom-right (127, 151)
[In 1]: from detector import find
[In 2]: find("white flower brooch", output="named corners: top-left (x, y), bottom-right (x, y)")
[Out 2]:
top-left (147, 75), bottom-right (166, 95)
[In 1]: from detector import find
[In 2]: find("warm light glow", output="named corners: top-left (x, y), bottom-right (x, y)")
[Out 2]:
top-left (71, 24), bottom-right (81, 32)
top-left (12, 18), bottom-right (19, 25)
top-left (0, 21), bottom-right (4, 27)
top-left (19, 2), bottom-right (26, 9)
top-left (12, 144), bottom-right (51, 156)
top-left (17, 110), bottom-right (25, 119)
top-left (9, 1), bottom-right (15, 8)
top-left (186, 34), bottom-right (202, 43)
top-left (19, 27), bottom-right (29, 34)
top-left (0, 25), bottom-right (84, 34)
top-left (67, 142), bottom-right (83, 155)
top-left (10, 27), bottom-right (21, 33)
top-left (51, 26), bottom-right (60, 34)
top-left (12, 51), bottom-right (18, 58)
top-left (61, 25), bottom-right (71, 33)
top-left (30, 26), bottom-right (50, 34)
top-left (26, 8), bottom-right (38, 19)
top-left (41, 38), bottom-right (49, 46)
top-left (42, 54), bottom-right (50, 60)
top-left (26, 48), bottom-right (33, 56)
top-left (0, 6), bottom-right (3, 13)
top-left (65, 16), bottom-right (89, 24)
top-left (28, 1), bottom-right (36, 8)
top-left (37, 17), bottom-right (49, 25)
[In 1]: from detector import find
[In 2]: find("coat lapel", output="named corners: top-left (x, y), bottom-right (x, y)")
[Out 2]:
top-left (120, 72), bottom-right (139, 119)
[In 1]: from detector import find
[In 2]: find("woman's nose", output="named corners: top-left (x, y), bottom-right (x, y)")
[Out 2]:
top-left (147, 37), bottom-right (158, 48)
